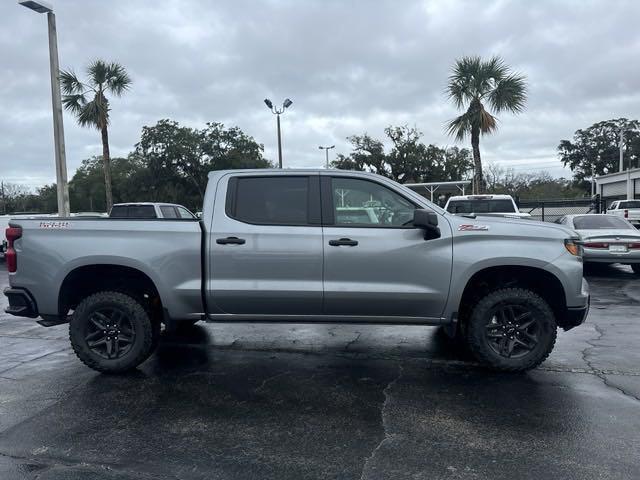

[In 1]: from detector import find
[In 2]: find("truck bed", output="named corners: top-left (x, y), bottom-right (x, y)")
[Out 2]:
top-left (7, 217), bottom-right (203, 321)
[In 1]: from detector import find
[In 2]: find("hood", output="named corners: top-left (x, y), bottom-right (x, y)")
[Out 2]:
top-left (444, 212), bottom-right (575, 240)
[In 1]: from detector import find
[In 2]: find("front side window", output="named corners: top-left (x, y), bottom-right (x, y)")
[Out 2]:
top-left (229, 176), bottom-right (310, 225)
top-left (330, 177), bottom-right (416, 227)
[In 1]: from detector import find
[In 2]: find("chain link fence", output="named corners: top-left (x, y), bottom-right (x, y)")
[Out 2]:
top-left (517, 198), bottom-right (599, 223)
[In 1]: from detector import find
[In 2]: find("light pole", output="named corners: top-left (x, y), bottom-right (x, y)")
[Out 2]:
top-left (19, 0), bottom-right (70, 216)
top-left (318, 145), bottom-right (335, 169)
top-left (264, 98), bottom-right (292, 168)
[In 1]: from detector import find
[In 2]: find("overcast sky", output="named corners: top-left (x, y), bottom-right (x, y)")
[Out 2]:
top-left (1, 0), bottom-right (639, 188)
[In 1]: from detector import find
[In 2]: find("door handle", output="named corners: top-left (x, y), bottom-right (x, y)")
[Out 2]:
top-left (329, 238), bottom-right (358, 247)
top-left (216, 237), bottom-right (246, 245)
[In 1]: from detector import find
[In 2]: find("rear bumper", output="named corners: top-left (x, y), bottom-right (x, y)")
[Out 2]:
top-left (4, 287), bottom-right (39, 318)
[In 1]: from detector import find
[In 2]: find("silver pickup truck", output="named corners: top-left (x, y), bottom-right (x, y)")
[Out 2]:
top-left (4, 169), bottom-right (589, 373)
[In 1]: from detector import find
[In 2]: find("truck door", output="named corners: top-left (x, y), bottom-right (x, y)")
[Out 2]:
top-left (321, 175), bottom-right (453, 320)
top-left (207, 173), bottom-right (323, 315)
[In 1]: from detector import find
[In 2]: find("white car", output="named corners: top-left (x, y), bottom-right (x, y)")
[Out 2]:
top-left (444, 194), bottom-right (531, 219)
top-left (607, 200), bottom-right (640, 228)
top-left (109, 203), bottom-right (196, 219)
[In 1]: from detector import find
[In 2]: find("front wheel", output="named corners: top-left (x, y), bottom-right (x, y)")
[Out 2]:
top-left (69, 291), bottom-right (159, 373)
top-left (466, 288), bottom-right (557, 372)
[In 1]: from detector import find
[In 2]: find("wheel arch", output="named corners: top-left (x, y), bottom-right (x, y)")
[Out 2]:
top-left (456, 265), bottom-right (568, 328)
top-left (58, 263), bottom-right (164, 322)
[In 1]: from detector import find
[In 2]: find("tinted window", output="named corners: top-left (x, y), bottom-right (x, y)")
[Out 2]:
top-left (619, 201), bottom-right (640, 209)
top-left (573, 215), bottom-right (633, 230)
top-left (230, 177), bottom-right (310, 225)
top-left (446, 199), bottom-right (516, 214)
top-left (109, 205), bottom-right (157, 218)
top-left (160, 206), bottom-right (178, 218)
top-left (177, 206), bottom-right (195, 219)
top-left (331, 178), bottom-right (415, 227)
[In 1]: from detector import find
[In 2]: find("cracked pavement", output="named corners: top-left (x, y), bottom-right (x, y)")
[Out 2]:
top-left (0, 263), bottom-right (639, 479)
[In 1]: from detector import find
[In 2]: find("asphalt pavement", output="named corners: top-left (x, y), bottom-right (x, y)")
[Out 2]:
top-left (0, 263), bottom-right (639, 479)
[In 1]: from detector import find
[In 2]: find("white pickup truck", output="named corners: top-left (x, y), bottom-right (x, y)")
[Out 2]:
top-left (607, 200), bottom-right (640, 228)
top-left (444, 194), bottom-right (531, 219)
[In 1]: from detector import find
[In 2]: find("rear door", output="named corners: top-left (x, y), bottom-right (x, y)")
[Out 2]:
top-left (321, 174), bottom-right (453, 319)
top-left (207, 173), bottom-right (323, 315)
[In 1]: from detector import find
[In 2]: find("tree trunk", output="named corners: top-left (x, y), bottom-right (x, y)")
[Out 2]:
top-left (471, 125), bottom-right (483, 194)
top-left (101, 124), bottom-right (113, 210)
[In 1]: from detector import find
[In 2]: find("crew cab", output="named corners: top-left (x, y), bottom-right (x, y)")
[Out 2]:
top-left (445, 194), bottom-right (531, 219)
top-left (607, 200), bottom-right (640, 228)
top-left (4, 170), bottom-right (589, 373)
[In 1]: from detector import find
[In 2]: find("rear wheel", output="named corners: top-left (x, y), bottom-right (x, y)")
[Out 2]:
top-left (69, 291), bottom-right (159, 373)
top-left (631, 264), bottom-right (640, 275)
top-left (466, 288), bottom-right (557, 372)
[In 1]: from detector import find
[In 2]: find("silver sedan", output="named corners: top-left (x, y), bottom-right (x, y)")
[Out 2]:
top-left (556, 214), bottom-right (640, 274)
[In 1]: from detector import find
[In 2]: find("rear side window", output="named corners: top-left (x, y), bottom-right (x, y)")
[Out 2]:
top-left (226, 176), bottom-right (317, 225)
top-left (177, 206), bottom-right (195, 219)
top-left (110, 205), bottom-right (157, 218)
top-left (160, 206), bottom-right (178, 218)
top-left (447, 199), bottom-right (516, 214)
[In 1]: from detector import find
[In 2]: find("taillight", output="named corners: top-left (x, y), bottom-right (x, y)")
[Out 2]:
top-left (5, 226), bottom-right (22, 273)
top-left (583, 242), bottom-right (609, 249)
top-left (628, 243), bottom-right (640, 249)
top-left (624, 209), bottom-right (629, 218)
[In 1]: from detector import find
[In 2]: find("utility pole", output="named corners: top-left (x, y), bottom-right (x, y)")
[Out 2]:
top-left (619, 126), bottom-right (625, 172)
top-left (1, 181), bottom-right (5, 215)
top-left (318, 145), bottom-right (335, 168)
top-left (20, 1), bottom-right (71, 217)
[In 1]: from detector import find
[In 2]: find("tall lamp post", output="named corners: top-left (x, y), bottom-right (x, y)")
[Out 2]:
top-left (318, 145), bottom-right (335, 169)
top-left (19, 0), bottom-right (70, 216)
top-left (264, 98), bottom-right (292, 168)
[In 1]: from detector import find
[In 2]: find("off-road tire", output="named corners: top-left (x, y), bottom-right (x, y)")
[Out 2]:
top-left (466, 288), bottom-right (557, 372)
top-left (69, 291), bottom-right (158, 373)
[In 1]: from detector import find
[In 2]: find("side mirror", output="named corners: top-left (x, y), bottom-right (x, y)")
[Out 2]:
top-left (413, 209), bottom-right (441, 239)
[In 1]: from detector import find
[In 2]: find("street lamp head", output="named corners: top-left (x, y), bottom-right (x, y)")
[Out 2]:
top-left (19, 0), bottom-right (53, 13)
top-left (318, 146), bottom-right (323, 150)
top-left (283, 98), bottom-right (293, 109)
top-left (264, 98), bottom-right (273, 109)
top-left (330, 145), bottom-right (335, 149)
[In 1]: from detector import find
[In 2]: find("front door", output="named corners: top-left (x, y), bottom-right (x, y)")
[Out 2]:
top-left (207, 173), bottom-right (323, 315)
top-left (321, 175), bottom-right (452, 320)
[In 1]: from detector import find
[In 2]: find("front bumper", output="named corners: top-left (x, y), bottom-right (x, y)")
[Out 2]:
top-left (4, 287), bottom-right (39, 318)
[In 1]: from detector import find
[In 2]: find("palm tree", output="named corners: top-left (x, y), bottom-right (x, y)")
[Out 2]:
top-left (445, 56), bottom-right (526, 193)
top-left (60, 60), bottom-right (132, 210)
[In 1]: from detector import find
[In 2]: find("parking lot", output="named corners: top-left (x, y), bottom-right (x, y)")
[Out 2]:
top-left (0, 263), bottom-right (638, 480)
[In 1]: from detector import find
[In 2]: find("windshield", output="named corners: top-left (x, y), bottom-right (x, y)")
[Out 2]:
top-left (446, 199), bottom-right (516, 214)
top-left (619, 201), bottom-right (640, 209)
top-left (572, 215), bottom-right (633, 230)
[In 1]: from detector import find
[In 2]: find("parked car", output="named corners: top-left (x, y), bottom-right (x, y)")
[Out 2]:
top-left (109, 202), bottom-right (196, 219)
top-left (5, 170), bottom-right (589, 373)
top-left (557, 214), bottom-right (640, 273)
top-left (606, 200), bottom-right (640, 228)
top-left (444, 194), bottom-right (531, 219)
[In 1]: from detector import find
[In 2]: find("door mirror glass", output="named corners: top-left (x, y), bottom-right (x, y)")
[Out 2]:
top-left (413, 209), bottom-right (440, 239)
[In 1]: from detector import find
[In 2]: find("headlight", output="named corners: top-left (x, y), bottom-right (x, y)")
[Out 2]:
top-left (564, 238), bottom-right (582, 256)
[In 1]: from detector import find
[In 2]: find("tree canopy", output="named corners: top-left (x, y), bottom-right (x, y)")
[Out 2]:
top-left (558, 118), bottom-right (640, 186)
top-left (331, 125), bottom-right (473, 183)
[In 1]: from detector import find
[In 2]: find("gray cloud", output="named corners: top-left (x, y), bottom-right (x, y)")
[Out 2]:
top-left (1, 0), bottom-right (639, 188)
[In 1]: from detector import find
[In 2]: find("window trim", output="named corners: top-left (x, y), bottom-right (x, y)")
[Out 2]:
top-left (225, 175), bottom-right (321, 227)
top-left (321, 175), bottom-right (421, 229)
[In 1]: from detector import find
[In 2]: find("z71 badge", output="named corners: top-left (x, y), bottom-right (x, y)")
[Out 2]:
top-left (458, 224), bottom-right (489, 231)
